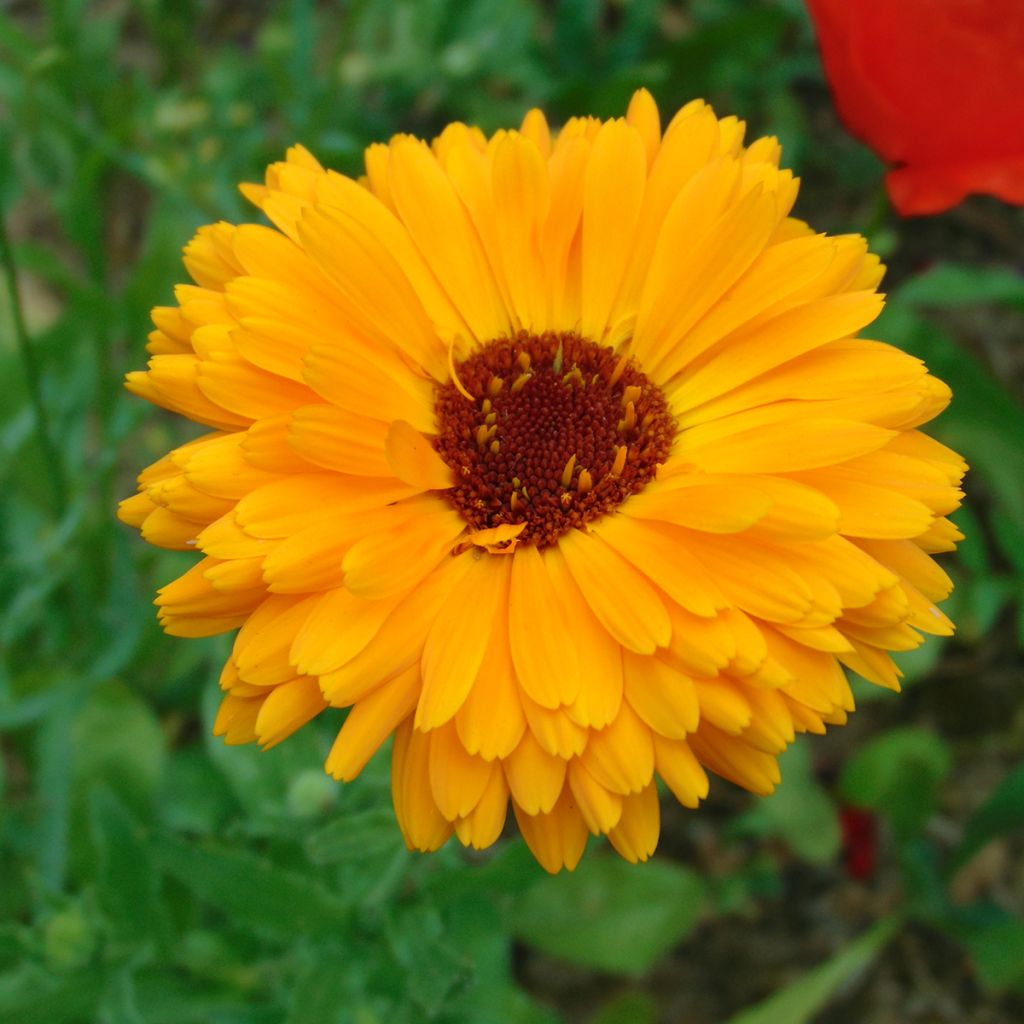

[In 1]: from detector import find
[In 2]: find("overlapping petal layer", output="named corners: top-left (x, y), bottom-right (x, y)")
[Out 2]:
top-left (122, 92), bottom-right (964, 872)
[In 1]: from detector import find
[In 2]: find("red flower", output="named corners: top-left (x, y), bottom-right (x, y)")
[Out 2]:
top-left (806, 0), bottom-right (1024, 215)
top-left (839, 806), bottom-right (878, 881)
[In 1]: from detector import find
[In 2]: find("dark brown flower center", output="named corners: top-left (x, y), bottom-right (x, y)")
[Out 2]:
top-left (433, 331), bottom-right (676, 548)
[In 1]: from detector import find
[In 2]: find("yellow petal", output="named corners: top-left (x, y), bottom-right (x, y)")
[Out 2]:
top-left (236, 474), bottom-right (415, 538)
top-left (578, 701), bottom-right (655, 795)
top-left (689, 723), bottom-right (781, 796)
top-left (520, 692), bottom-right (589, 759)
top-left (232, 594), bottom-right (318, 686)
top-left (567, 759), bottom-right (623, 835)
top-left (626, 88), bottom-right (661, 166)
top-left (287, 404), bottom-right (391, 477)
top-left (254, 676), bottom-right (326, 750)
top-left (387, 137), bottom-right (509, 342)
top-left (197, 351), bottom-right (316, 420)
top-left (513, 787), bottom-right (588, 873)
top-left (556, 529), bottom-right (671, 653)
top-left (622, 650), bottom-right (699, 740)
top-left (580, 119), bottom-right (647, 342)
top-left (213, 693), bottom-right (262, 745)
top-left (453, 764), bottom-right (509, 849)
top-left (325, 664), bottom-right (420, 781)
top-left (319, 554), bottom-right (470, 705)
top-left (607, 783), bottom-right (660, 863)
top-left (677, 533), bottom-right (815, 624)
top-left (590, 515), bottom-right (728, 618)
top-left (385, 419), bottom-right (453, 490)
top-left (342, 498), bottom-right (466, 599)
top-left (391, 718), bottom-right (453, 852)
top-left (417, 554), bottom-right (510, 728)
top-left (653, 735), bottom-right (709, 808)
top-left (428, 721), bottom-right (495, 821)
top-left (503, 730), bottom-right (567, 815)
top-left (454, 591), bottom-right (527, 760)
top-left (693, 677), bottom-right (752, 735)
top-left (543, 547), bottom-right (623, 729)
top-left (624, 476), bottom-right (774, 534)
top-left (290, 587), bottom-right (404, 677)
top-left (672, 290), bottom-right (884, 413)
top-left (679, 413), bottom-right (896, 475)
top-left (637, 185), bottom-right (780, 378)
top-left (491, 132), bottom-right (551, 331)
top-left (509, 545), bottom-right (580, 709)
top-left (298, 204), bottom-right (449, 379)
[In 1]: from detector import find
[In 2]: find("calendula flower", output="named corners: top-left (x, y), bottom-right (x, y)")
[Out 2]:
top-left (807, 0), bottom-right (1024, 215)
top-left (120, 91), bottom-right (964, 872)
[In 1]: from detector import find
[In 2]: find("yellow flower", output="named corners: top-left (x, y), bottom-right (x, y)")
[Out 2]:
top-left (120, 92), bottom-right (964, 872)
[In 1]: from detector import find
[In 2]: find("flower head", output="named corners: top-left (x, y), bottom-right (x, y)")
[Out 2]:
top-left (807, 0), bottom-right (1024, 215)
top-left (120, 92), bottom-right (964, 872)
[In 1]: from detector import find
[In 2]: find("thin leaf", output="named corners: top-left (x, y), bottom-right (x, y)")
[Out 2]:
top-left (725, 918), bottom-right (900, 1024)
top-left (952, 763), bottom-right (1024, 872)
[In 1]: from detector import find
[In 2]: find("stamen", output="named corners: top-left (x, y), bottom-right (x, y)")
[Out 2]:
top-left (622, 385), bottom-right (642, 408)
top-left (433, 330), bottom-right (675, 547)
top-left (560, 454), bottom-right (577, 488)
top-left (610, 444), bottom-right (628, 478)
top-left (447, 335), bottom-right (474, 401)
top-left (609, 353), bottom-right (629, 387)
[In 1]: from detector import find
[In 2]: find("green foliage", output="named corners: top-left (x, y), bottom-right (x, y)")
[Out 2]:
top-left (737, 740), bottom-right (841, 864)
top-left (509, 854), bottom-right (706, 975)
top-left (1, 1), bottom-right (1022, 1021)
top-left (839, 728), bottom-right (951, 840)
top-left (951, 763), bottom-right (1024, 873)
top-left (724, 918), bottom-right (900, 1024)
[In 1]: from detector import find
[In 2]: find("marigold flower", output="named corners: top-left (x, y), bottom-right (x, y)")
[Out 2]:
top-left (121, 92), bottom-right (964, 872)
top-left (806, 0), bottom-right (1024, 215)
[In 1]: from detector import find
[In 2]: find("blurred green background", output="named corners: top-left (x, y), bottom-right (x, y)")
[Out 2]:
top-left (2, 1), bottom-right (1023, 1022)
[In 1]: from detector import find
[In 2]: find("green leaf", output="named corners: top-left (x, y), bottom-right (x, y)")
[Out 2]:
top-left (896, 263), bottom-right (1024, 309)
top-left (952, 763), bottom-right (1024, 872)
top-left (152, 837), bottom-right (352, 940)
top-left (286, 945), bottom-right (352, 1024)
top-left (509, 854), bottom-right (705, 975)
top-left (89, 788), bottom-right (165, 945)
top-left (748, 741), bottom-right (840, 863)
top-left (386, 906), bottom-right (474, 1017)
top-left (724, 918), bottom-right (900, 1024)
top-left (305, 808), bottom-right (404, 866)
top-left (839, 728), bottom-right (951, 839)
top-left (592, 991), bottom-right (659, 1024)
top-left (72, 681), bottom-right (166, 815)
top-left (158, 746), bottom-right (235, 835)
top-left (958, 918), bottom-right (1024, 992)
top-left (0, 964), bottom-right (104, 1024)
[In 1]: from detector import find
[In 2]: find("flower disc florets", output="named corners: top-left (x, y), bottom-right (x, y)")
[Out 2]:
top-left (434, 331), bottom-right (675, 547)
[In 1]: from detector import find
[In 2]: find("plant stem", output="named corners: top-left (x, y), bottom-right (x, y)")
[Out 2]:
top-left (0, 208), bottom-right (69, 515)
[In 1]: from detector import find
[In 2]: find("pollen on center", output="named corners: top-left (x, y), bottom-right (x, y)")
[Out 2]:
top-left (433, 331), bottom-right (677, 548)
